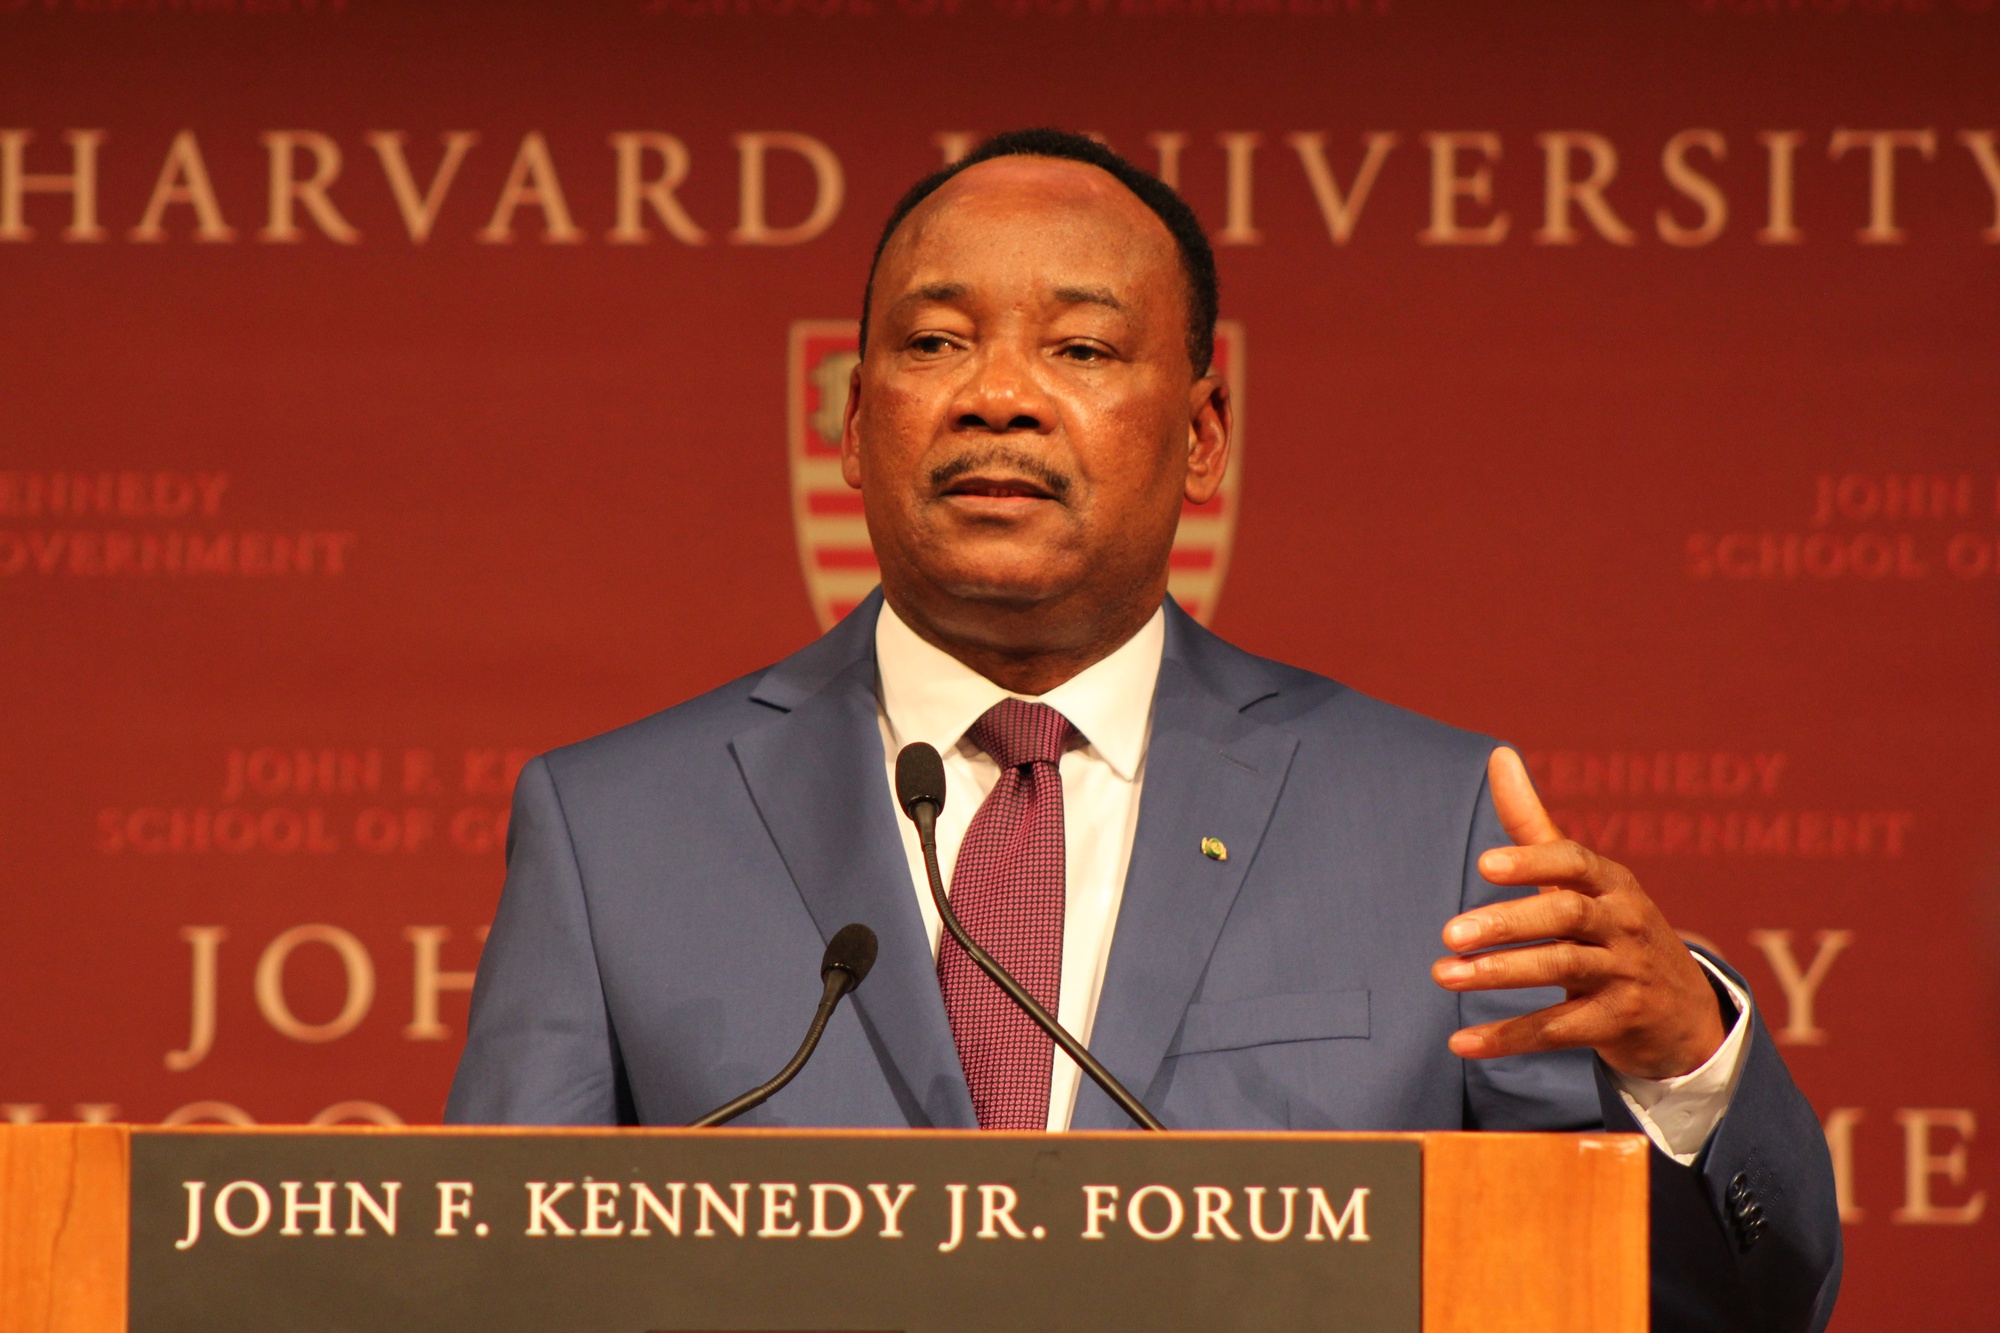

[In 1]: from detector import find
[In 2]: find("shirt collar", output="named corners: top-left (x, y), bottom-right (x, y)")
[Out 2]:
top-left (875, 599), bottom-right (1165, 782)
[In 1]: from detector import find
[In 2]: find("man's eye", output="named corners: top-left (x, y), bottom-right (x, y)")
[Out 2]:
top-left (909, 334), bottom-right (957, 355)
top-left (1058, 343), bottom-right (1107, 362)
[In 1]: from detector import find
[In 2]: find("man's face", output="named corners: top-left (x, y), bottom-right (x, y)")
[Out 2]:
top-left (842, 156), bottom-right (1229, 660)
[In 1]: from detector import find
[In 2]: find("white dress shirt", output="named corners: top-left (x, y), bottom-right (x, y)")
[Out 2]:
top-left (873, 601), bottom-right (1751, 1160)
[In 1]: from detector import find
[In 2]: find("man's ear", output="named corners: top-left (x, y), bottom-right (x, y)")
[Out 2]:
top-left (838, 362), bottom-right (865, 489)
top-left (1183, 372), bottom-right (1231, 505)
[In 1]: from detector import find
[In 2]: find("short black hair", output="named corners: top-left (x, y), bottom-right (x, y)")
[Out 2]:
top-left (857, 128), bottom-right (1218, 377)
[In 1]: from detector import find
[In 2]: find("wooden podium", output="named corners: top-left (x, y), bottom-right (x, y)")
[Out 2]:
top-left (1, 1124), bottom-right (1646, 1333)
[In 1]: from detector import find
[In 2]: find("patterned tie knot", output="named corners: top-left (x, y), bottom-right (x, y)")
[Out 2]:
top-left (968, 698), bottom-right (1075, 771)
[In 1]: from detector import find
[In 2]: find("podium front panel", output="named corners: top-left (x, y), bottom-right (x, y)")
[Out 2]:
top-left (0, 1124), bottom-right (1646, 1333)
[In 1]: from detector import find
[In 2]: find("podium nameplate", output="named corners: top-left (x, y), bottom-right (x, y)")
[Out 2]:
top-left (129, 1128), bottom-right (1418, 1333)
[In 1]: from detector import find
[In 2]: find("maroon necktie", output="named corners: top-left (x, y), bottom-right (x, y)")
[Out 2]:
top-left (938, 698), bottom-right (1076, 1130)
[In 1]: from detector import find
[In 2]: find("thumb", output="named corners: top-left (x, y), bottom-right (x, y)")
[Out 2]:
top-left (1487, 746), bottom-right (1562, 847)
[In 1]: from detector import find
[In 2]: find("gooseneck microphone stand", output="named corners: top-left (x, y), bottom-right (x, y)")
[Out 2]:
top-left (689, 922), bottom-right (878, 1128)
top-left (896, 742), bottom-right (1165, 1132)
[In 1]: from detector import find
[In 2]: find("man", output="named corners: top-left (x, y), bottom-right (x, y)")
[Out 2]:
top-left (448, 130), bottom-right (1840, 1331)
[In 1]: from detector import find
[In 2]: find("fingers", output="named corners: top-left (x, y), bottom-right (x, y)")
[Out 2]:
top-left (1486, 747), bottom-right (1561, 848)
top-left (1442, 888), bottom-right (1607, 952)
top-left (1477, 837), bottom-right (1612, 892)
top-left (1445, 750), bottom-right (1725, 1071)
top-left (1432, 939), bottom-right (1612, 993)
top-left (1477, 750), bottom-right (1608, 892)
top-left (1446, 953), bottom-right (1728, 1076)
top-left (1448, 997), bottom-right (1597, 1059)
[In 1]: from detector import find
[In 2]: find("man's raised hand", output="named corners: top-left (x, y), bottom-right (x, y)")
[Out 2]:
top-left (1431, 746), bottom-right (1728, 1080)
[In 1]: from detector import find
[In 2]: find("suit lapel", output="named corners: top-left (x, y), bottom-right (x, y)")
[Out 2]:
top-left (729, 599), bottom-right (976, 1129)
top-left (1071, 609), bottom-right (1300, 1130)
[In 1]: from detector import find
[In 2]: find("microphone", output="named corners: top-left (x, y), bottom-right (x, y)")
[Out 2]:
top-left (895, 742), bottom-right (1165, 1132)
top-left (688, 923), bottom-right (878, 1128)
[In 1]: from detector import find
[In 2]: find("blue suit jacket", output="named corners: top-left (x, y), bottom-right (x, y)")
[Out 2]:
top-left (448, 592), bottom-right (1840, 1332)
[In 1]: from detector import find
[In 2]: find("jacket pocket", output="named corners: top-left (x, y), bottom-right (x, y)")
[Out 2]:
top-left (1170, 989), bottom-right (1371, 1056)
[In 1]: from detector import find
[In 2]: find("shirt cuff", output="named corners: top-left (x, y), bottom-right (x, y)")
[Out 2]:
top-left (1608, 950), bottom-right (1753, 1166)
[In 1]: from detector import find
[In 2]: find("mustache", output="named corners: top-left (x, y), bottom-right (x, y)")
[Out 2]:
top-left (929, 448), bottom-right (1073, 500)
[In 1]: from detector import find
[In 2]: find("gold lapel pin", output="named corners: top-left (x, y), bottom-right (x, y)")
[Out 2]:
top-left (1200, 836), bottom-right (1228, 862)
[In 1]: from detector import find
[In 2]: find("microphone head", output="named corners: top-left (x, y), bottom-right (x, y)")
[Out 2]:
top-left (895, 742), bottom-right (947, 821)
top-left (896, 736), bottom-right (948, 820)
top-left (821, 923), bottom-right (878, 990)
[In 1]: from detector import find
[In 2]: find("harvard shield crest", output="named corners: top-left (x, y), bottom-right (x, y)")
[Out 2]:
top-left (788, 319), bottom-right (1245, 630)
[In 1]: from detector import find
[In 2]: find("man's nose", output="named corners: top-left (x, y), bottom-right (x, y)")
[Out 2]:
top-left (951, 345), bottom-right (1055, 434)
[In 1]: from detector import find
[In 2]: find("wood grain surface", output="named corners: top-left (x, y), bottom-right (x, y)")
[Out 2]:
top-left (1423, 1130), bottom-right (1650, 1333)
top-left (0, 1125), bottom-right (128, 1333)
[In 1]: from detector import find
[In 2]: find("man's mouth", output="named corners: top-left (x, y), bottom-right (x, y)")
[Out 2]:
top-left (940, 474), bottom-right (1058, 501)
top-left (930, 450), bottom-right (1072, 504)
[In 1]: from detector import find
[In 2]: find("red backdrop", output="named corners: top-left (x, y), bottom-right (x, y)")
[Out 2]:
top-left (3, 1), bottom-right (1996, 1326)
